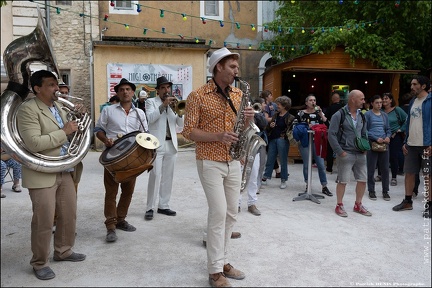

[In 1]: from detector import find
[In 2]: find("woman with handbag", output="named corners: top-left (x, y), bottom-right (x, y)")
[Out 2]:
top-left (364, 95), bottom-right (392, 201)
top-left (375, 92), bottom-right (407, 186)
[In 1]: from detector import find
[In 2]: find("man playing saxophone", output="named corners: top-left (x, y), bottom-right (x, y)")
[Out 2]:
top-left (182, 47), bottom-right (254, 287)
top-left (16, 70), bottom-right (86, 281)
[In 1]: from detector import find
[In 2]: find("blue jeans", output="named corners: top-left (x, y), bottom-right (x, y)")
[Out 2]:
top-left (263, 138), bottom-right (289, 181)
top-left (298, 144), bottom-right (328, 186)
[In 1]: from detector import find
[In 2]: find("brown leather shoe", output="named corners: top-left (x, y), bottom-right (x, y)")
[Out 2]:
top-left (209, 272), bottom-right (231, 287)
top-left (223, 263), bottom-right (245, 280)
top-left (230, 232), bottom-right (241, 239)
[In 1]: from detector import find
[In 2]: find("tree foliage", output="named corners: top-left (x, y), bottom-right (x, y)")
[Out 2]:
top-left (262, 0), bottom-right (431, 73)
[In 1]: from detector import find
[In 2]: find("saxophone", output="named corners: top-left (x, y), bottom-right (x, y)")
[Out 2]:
top-left (230, 77), bottom-right (266, 192)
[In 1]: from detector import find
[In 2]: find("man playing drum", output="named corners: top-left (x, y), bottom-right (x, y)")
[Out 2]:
top-left (95, 78), bottom-right (149, 243)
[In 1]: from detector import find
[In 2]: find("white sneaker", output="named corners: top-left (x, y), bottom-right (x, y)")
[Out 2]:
top-left (261, 179), bottom-right (267, 185)
top-left (280, 181), bottom-right (287, 189)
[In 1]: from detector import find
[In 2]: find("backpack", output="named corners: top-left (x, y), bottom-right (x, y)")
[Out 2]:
top-left (337, 107), bottom-right (366, 141)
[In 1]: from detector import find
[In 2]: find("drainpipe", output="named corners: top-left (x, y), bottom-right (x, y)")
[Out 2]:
top-left (88, 0), bottom-right (95, 146)
top-left (45, 1), bottom-right (50, 38)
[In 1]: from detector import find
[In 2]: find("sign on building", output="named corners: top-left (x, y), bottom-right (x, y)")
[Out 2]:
top-left (107, 63), bottom-right (192, 101)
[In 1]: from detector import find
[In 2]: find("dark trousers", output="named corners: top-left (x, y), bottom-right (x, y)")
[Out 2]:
top-left (367, 149), bottom-right (390, 193)
top-left (103, 168), bottom-right (136, 230)
top-left (326, 140), bottom-right (334, 172)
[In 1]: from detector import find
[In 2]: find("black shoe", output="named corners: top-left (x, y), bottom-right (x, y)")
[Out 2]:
top-left (423, 202), bottom-right (431, 218)
top-left (369, 191), bottom-right (377, 200)
top-left (322, 186), bottom-right (333, 197)
top-left (392, 199), bottom-right (413, 211)
top-left (157, 208), bottom-right (177, 216)
top-left (383, 192), bottom-right (391, 201)
top-left (33, 266), bottom-right (55, 280)
top-left (53, 252), bottom-right (86, 262)
top-left (145, 209), bottom-right (154, 220)
top-left (106, 229), bottom-right (117, 242)
top-left (116, 220), bottom-right (136, 232)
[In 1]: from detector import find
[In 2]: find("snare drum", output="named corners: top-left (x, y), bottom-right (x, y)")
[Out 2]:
top-left (99, 131), bottom-right (156, 183)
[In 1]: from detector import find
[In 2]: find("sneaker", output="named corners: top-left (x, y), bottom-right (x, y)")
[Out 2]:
top-left (353, 202), bottom-right (372, 216)
top-left (248, 205), bottom-right (261, 216)
top-left (261, 178), bottom-right (267, 185)
top-left (223, 263), bottom-right (245, 280)
top-left (12, 184), bottom-right (22, 192)
top-left (209, 272), bottom-right (231, 287)
top-left (392, 199), bottom-right (413, 211)
top-left (335, 204), bottom-right (348, 217)
top-left (231, 232), bottom-right (241, 239)
top-left (374, 175), bottom-right (382, 182)
top-left (390, 178), bottom-right (397, 186)
top-left (383, 192), bottom-right (390, 201)
top-left (322, 186), bottom-right (333, 196)
top-left (368, 191), bottom-right (377, 200)
top-left (280, 181), bottom-right (287, 189)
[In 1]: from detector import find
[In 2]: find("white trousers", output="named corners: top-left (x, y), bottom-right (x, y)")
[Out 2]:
top-left (239, 153), bottom-right (260, 207)
top-left (146, 140), bottom-right (177, 211)
top-left (197, 159), bottom-right (241, 274)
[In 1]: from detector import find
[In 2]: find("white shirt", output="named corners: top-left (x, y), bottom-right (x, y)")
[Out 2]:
top-left (95, 103), bottom-right (148, 143)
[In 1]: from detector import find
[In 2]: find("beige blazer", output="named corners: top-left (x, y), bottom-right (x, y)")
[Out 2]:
top-left (16, 97), bottom-right (82, 189)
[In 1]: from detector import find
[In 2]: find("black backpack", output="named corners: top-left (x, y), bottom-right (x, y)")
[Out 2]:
top-left (337, 107), bottom-right (366, 141)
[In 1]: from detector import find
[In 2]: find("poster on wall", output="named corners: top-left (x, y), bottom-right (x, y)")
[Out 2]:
top-left (107, 63), bottom-right (192, 101)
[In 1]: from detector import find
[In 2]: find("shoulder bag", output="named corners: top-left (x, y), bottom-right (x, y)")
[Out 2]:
top-left (347, 111), bottom-right (370, 152)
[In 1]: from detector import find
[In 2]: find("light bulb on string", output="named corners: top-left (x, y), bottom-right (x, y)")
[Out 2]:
top-left (56, 7), bottom-right (60, 14)
top-left (278, 26), bottom-right (282, 33)
top-left (264, 25), bottom-right (268, 32)
top-left (235, 22), bottom-right (240, 29)
top-left (182, 14), bottom-right (187, 21)
top-left (162, 27), bottom-right (166, 33)
top-left (236, 43), bottom-right (240, 49)
top-left (104, 14), bottom-right (108, 21)
top-left (395, 0), bottom-right (400, 7)
top-left (209, 39), bottom-right (213, 45)
top-left (136, 4), bottom-right (141, 13)
top-left (201, 17), bottom-right (206, 24)
top-left (301, 27), bottom-right (305, 33)
top-left (281, 45), bottom-right (285, 51)
top-left (251, 24), bottom-right (255, 31)
top-left (321, 27), bottom-right (325, 33)
top-left (195, 38), bottom-right (199, 43)
top-left (291, 0), bottom-right (295, 3)
top-left (224, 42), bottom-right (227, 47)
top-left (311, 27), bottom-right (315, 34)
top-left (354, 0), bottom-right (359, 4)
top-left (160, 10), bottom-right (164, 18)
top-left (124, 24), bottom-right (129, 30)
top-left (178, 34), bottom-right (184, 40)
top-left (339, 0), bottom-right (343, 4)
top-left (219, 21), bottom-right (224, 27)
top-left (110, 0), bottom-right (115, 7)
top-left (143, 28), bottom-right (147, 35)
top-left (248, 44), bottom-right (252, 50)
top-left (79, 13), bottom-right (84, 17)
top-left (339, 26), bottom-right (343, 31)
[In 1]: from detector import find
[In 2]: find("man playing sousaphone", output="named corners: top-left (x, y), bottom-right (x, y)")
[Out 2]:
top-left (95, 78), bottom-right (149, 243)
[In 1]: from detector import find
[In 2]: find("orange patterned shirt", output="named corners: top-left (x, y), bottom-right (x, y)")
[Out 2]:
top-left (182, 79), bottom-right (242, 161)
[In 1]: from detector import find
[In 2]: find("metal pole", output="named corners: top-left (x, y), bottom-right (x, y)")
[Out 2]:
top-left (292, 130), bottom-right (325, 204)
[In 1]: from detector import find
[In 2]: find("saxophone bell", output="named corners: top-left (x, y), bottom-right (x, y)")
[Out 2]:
top-left (55, 91), bottom-right (83, 101)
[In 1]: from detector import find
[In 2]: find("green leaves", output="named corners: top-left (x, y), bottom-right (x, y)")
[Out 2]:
top-left (263, 0), bottom-right (431, 73)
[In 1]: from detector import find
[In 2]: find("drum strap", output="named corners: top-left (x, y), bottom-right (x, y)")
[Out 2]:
top-left (135, 109), bottom-right (148, 133)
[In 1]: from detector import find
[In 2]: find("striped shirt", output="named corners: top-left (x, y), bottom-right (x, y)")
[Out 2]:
top-left (182, 79), bottom-right (242, 162)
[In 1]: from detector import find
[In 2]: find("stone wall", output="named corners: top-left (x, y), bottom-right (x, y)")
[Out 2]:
top-left (49, 1), bottom-right (99, 115)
